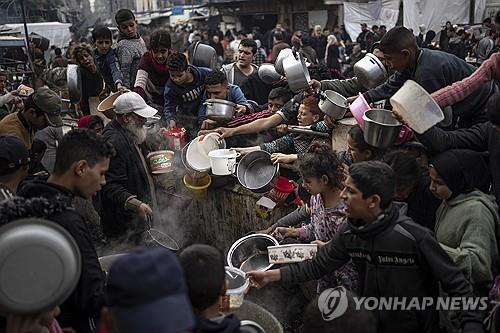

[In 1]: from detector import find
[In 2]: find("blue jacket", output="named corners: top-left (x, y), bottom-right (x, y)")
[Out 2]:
top-left (93, 49), bottom-right (123, 91)
top-left (164, 65), bottom-right (212, 121)
top-left (197, 84), bottom-right (248, 124)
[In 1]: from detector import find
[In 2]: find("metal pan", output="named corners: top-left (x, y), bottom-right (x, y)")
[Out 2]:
top-left (236, 151), bottom-right (279, 193)
top-left (66, 64), bottom-right (82, 104)
top-left (190, 42), bottom-right (218, 69)
top-left (0, 218), bottom-right (81, 314)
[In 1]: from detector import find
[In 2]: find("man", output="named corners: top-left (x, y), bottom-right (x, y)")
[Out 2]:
top-left (198, 70), bottom-right (249, 130)
top-left (101, 92), bottom-right (158, 241)
top-left (0, 86), bottom-right (62, 148)
top-left (100, 247), bottom-right (195, 333)
top-left (0, 134), bottom-right (29, 200)
top-left (247, 161), bottom-right (484, 333)
top-left (221, 38), bottom-right (259, 87)
top-left (18, 129), bottom-right (114, 333)
top-left (271, 32), bottom-right (291, 63)
top-left (356, 23), bottom-right (369, 50)
top-left (310, 25), bottom-right (327, 62)
top-left (359, 26), bottom-right (494, 129)
top-left (164, 52), bottom-right (211, 133)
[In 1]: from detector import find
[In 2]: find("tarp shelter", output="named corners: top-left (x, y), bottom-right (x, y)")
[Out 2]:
top-left (3, 22), bottom-right (72, 49)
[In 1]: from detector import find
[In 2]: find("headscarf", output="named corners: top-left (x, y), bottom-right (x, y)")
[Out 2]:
top-left (324, 35), bottom-right (338, 62)
top-left (430, 149), bottom-right (491, 198)
top-left (78, 115), bottom-right (92, 128)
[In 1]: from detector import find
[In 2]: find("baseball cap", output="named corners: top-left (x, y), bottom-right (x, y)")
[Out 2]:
top-left (113, 92), bottom-right (158, 118)
top-left (31, 87), bottom-right (63, 127)
top-left (0, 135), bottom-right (30, 175)
top-left (106, 247), bottom-right (195, 333)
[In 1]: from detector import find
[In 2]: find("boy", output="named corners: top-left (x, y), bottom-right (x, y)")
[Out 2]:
top-left (360, 26), bottom-right (493, 129)
top-left (92, 26), bottom-right (124, 92)
top-left (248, 161), bottom-right (484, 333)
top-left (179, 244), bottom-right (244, 333)
top-left (164, 52), bottom-right (211, 136)
top-left (18, 129), bottom-right (114, 333)
top-left (115, 9), bottom-right (147, 88)
top-left (73, 44), bottom-right (104, 115)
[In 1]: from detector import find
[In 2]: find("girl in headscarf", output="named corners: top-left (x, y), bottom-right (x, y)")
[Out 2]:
top-left (429, 149), bottom-right (499, 297)
top-left (325, 35), bottom-right (342, 79)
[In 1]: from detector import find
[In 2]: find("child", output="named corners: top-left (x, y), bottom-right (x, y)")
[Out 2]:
top-left (164, 52), bottom-right (211, 137)
top-left (115, 9), bottom-right (147, 88)
top-left (92, 26), bottom-right (124, 93)
top-left (133, 29), bottom-right (171, 108)
top-left (72, 44), bottom-right (104, 115)
top-left (235, 95), bottom-right (330, 165)
top-left (338, 125), bottom-right (382, 166)
top-left (179, 244), bottom-right (246, 333)
top-left (273, 143), bottom-right (359, 293)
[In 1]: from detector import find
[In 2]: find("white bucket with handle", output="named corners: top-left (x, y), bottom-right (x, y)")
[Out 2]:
top-left (208, 149), bottom-right (239, 176)
top-left (390, 80), bottom-right (444, 134)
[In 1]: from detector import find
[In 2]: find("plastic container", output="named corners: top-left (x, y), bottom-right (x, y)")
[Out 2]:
top-left (208, 149), bottom-right (239, 176)
top-left (163, 127), bottom-right (186, 151)
top-left (147, 151), bottom-right (174, 174)
top-left (183, 174), bottom-right (211, 200)
top-left (220, 266), bottom-right (249, 311)
top-left (390, 80), bottom-right (444, 134)
top-left (267, 244), bottom-right (318, 264)
top-left (267, 176), bottom-right (294, 205)
top-left (349, 93), bottom-right (370, 129)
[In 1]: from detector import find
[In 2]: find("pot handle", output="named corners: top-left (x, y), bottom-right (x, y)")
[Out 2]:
top-left (317, 90), bottom-right (326, 101)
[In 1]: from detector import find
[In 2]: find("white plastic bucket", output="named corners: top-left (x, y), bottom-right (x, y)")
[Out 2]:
top-left (208, 149), bottom-right (239, 175)
top-left (224, 266), bottom-right (249, 310)
top-left (390, 80), bottom-right (444, 134)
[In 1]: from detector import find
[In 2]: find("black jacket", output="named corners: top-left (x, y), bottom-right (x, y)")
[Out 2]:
top-left (363, 48), bottom-right (494, 129)
top-left (101, 119), bottom-right (151, 239)
top-left (417, 122), bottom-right (500, 210)
top-left (194, 314), bottom-right (242, 333)
top-left (280, 203), bottom-right (482, 333)
top-left (18, 181), bottom-right (105, 333)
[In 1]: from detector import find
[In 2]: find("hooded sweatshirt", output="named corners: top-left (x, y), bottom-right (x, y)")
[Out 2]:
top-left (116, 32), bottom-right (147, 88)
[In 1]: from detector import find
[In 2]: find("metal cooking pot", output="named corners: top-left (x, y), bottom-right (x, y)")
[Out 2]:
top-left (362, 109), bottom-right (402, 148)
top-left (67, 64), bottom-right (82, 104)
top-left (190, 42), bottom-right (218, 69)
top-left (354, 53), bottom-right (388, 89)
top-left (274, 48), bottom-right (293, 75)
top-left (204, 99), bottom-right (236, 122)
top-left (283, 52), bottom-right (311, 93)
top-left (0, 218), bottom-right (81, 314)
top-left (318, 90), bottom-right (349, 119)
top-left (227, 234), bottom-right (279, 272)
top-left (231, 301), bottom-right (284, 333)
top-left (236, 151), bottom-right (279, 193)
top-left (258, 63), bottom-right (282, 84)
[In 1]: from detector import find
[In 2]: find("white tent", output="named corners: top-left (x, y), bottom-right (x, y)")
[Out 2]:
top-left (4, 22), bottom-right (72, 48)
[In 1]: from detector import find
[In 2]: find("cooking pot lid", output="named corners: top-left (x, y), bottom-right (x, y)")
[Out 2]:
top-left (0, 218), bottom-right (81, 314)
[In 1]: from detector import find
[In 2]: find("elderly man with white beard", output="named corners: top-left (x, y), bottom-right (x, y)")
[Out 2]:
top-left (100, 92), bottom-right (159, 242)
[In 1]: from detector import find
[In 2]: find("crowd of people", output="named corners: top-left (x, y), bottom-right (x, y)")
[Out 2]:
top-left (0, 5), bottom-right (499, 333)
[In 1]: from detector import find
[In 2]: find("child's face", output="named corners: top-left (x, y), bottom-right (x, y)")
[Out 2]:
top-left (169, 70), bottom-right (190, 86)
top-left (152, 48), bottom-right (170, 64)
top-left (95, 39), bottom-right (112, 55)
top-left (78, 51), bottom-right (95, 70)
top-left (302, 176), bottom-right (328, 196)
top-left (340, 175), bottom-right (375, 220)
top-left (429, 167), bottom-right (452, 200)
top-left (119, 19), bottom-right (138, 38)
top-left (206, 83), bottom-right (229, 100)
top-left (297, 104), bottom-right (319, 126)
top-left (383, 50), bottom-right (411, 72)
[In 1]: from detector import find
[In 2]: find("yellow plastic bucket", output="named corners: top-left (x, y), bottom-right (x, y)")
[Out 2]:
top-left (183, 174), bottom-right (211, 200)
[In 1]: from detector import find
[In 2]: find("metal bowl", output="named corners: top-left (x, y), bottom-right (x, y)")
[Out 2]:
top-left (354, 53), bottom-right (388, 89)
top-left (318, 90), bottom-right (349, 119)
top-left (190, 42), bottom-right (218, 69)
top-left (227, 234), bottom-right (279, 272)
top-left (205, 99), bottom-right (236, 122)
top-left (258, 63), bottom-right (282, 84)
top-left (0, 218), bottom-right (81, 314)
top-left (274, 48), bottom-right (293, 76)
top-left (236, 151), bottom-right (279, 193)
top-left (67, 64), bottom-right (82, 104)
top-left (362, 109), bottom-right (402, 148)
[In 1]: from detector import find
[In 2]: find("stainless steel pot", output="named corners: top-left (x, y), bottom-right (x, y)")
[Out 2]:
top-left (274, 48), bottom-right (293, 75)
top-left (236, 150), bottom-right (279, 193)
top-left (190, 42), bottom-right (218, 69)
top-left (67, 64), bottom-right (82, 104)
top-left (354, 53), bottom-right (388, 89)
top-left (227, 234), bottom-right (279, 272)
top-left (258, 63), bottom-right (282, 84)
top-left (204, 99), bottom-right (236, 122)
top-left (283, 52), bottom-right (311, 93)
top-left (318, 90), bottom-right (349, 119)
top-left (231, 301), bottom-right (284, 333)
top-left (362, 109), bottom-right (402, 148)
top-left (0, 218), bottom-right (81, 314)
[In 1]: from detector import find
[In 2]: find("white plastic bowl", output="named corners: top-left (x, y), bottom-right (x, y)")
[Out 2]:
top-left (185, 133), bottom-right (225, 172)
top-left (267, 244), bottom-right (318, 264)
